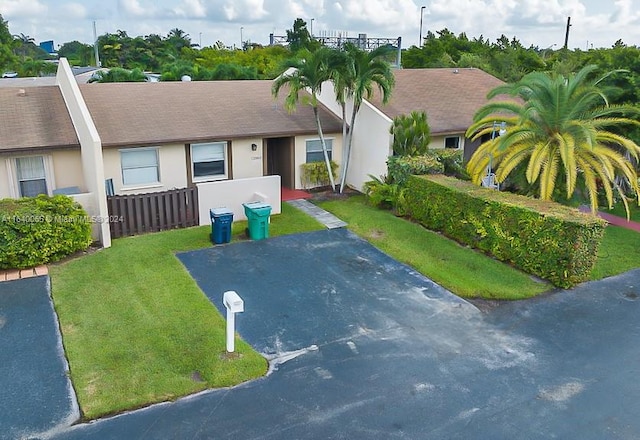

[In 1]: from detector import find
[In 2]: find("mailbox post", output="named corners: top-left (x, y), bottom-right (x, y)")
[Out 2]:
top-left (223, 290), bottom-right (244, 352)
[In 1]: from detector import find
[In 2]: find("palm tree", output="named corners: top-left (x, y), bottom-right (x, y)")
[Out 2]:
top-left (466, 65), bottom-right (640, 217)
top-left (332, 44), bottom-right (395, 193)
top-left (272, 47), bottom-right (337, 190)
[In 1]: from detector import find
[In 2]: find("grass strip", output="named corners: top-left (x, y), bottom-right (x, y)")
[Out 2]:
top-left (318, 196), bottom-right (550, 299)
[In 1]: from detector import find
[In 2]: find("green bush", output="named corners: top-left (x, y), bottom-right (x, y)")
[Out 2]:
top-left (390, 111), bottom-right (431, 156)
top-left (387, 155), bottom-right (443, 186)
top-left (300, 160), bottom-right (338, 189)
top-left (0, 195), bottom-right (92, 269)
top-left (405, 175), bottom-right (606, 288)
top-left (363, 175), bottom-right (408, 215)
top-left (425, 149), bottom-right (469, 179)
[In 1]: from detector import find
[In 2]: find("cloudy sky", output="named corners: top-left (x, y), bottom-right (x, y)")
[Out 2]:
top-left (1, 0), bottom-right (639, 52)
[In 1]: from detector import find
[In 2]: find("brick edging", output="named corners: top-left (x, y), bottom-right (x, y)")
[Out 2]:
top-left (0, 266), bottom-right (48, 282)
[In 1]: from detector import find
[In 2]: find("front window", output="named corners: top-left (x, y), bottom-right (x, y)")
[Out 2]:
top-left (120, 148), bottom-right (159, 186)
top-left (191, 142), bottom-right (227, 181)
top-left (306, 139), bottom-right (333, 163)
top-left (445, 136), bottom-right (460, 149)
top-left (16, 156), bottom-right (48, 197)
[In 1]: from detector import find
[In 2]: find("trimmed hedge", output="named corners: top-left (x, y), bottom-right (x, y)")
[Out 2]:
top-left (406, 175), bottom-right (606, 288)
top-left (0, 195), bottom-right (92, 269)
top-left (387, 150), bottom-right (467, 186)
top-left (387, 155), bottom-right (443, 186)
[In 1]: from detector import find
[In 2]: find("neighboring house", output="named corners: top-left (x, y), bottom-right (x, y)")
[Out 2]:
top-left (0, 59), bottom-right (343, 248)
top-left (317, 67), bottom-right (505, 191)
top-left (0, 87), bottom-right (83, 199)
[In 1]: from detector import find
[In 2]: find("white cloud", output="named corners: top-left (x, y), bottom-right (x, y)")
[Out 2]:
top-left (118, 0), bottom-right (154, 17)
top-left (0, 0), bottom-right (48, 18)
top-left (222, 0), bottom-right (267, 21)
top-left (610, 0), bottom-right (640, 26)
top-left (59, 3), bottom-right (87, 19)
top-left (173, 0), bottom-right (207, 18)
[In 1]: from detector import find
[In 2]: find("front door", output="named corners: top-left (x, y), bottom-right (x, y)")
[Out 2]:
top-left (265, 137), bottom-right (294, 188)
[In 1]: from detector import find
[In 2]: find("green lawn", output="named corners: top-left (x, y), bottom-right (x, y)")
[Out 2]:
top-left (50, 203), bottom-right (324, 419)
top-left (590, 225), bottom-right (640, 280)
top-left (318, 196), bottom-right (550, 299)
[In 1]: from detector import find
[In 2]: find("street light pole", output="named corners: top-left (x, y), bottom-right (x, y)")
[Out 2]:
top-left (310, 18), bottom-right (314, 37)
top-left (419, 6), bottom-right (426, 47)
top-left (240, 27), bottom-right (244, 48)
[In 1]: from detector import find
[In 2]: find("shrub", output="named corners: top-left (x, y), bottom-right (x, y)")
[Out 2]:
top-left (390, 111), bottom-right (431, 156)
top-left (387, 155), bottom-right (443, 186)
top-left (363, 175), bottom-right (408, 215)
top-left (425, 149), bottom-right (469, 179)
top-left (405, 175), bottom-right (606, 288)
top-left (300, 160), bottom-right (338, 189)
top-left (0, 195), bottom-right (92, 269)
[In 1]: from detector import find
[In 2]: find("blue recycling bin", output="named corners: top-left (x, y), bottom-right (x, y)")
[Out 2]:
top-left (210, 207), bottom-right (234, 244)
top-left (242, 202), bottom-right (272, 240)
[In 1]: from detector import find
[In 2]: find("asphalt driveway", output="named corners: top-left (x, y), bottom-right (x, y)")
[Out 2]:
top-left (45, 228), bottom-right (640, 439)
top-left (0, 276), bottom-right (78, 440)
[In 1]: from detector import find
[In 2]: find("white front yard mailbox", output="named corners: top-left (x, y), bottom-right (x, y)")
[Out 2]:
top-left (223, 290), bottom-right (244, 352)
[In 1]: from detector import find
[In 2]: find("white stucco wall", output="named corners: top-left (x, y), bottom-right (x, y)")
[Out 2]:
top-left (57, 58), bottom-right (111, 247)
top-left (0, 157), bottom-right (11, 198)
top-left (0, 150), bottom-right (86, 199)
top-left (197, 175), bottom-right (281, 224)
top-left (231, 138), bottom-right (264, 179)
top-left (316, 79), bottom-right (394, 192)
top-left (51, 149), bottom-right (86, 191)
top-left (347, 101), bottom-right (393, 192)
top-left (293, 133), bottom-right (343, 189)
top-left (103, 144), bottom-right (188, 195)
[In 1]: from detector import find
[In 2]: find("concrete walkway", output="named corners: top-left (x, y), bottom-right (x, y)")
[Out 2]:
top-left (579, 205), bottom-right (640, 232)
top-left (287, 199), bottom-right (347, 229)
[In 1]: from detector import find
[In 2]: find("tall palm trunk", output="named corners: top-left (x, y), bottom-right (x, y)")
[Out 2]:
top-left (314, 106), bottom-right (336, 191)
top-left (338, 101), bottom-right (349, 193)
top-left (339, 103), bottom-right (359, 193)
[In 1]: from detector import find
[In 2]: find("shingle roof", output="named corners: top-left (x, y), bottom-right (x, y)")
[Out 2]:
top-left (79, 80), bottom-right (343, 147)
top-left (0, 86), bottom-right (79, 152)
top-left (368, 68), bottom-right (506, 135)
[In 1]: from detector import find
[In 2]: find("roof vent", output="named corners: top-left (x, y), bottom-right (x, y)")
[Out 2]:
top-left (453, 69), bottom-right (459, 74)
top-left (17, 88), bottom-right (26, 96)
top-left (181, 75), bottom-right (192, 82)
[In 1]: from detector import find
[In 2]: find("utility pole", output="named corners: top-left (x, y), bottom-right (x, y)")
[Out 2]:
top-left (419, 6), bottom-right (426, 47)
top-left (563, 16), bottom-right (571, 50)
top-left (93, 20), bottom-right (100, 67)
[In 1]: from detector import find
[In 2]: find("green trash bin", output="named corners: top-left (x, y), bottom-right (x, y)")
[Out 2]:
top-left (243, 202), bottom-right (272, 240)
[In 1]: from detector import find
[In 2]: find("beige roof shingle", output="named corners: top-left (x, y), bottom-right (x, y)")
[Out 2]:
top-left (368, 68), bottom-right (506, 135)
top-left (0, 86), bottom-right (79, 152)
top-left (79, 80), bottom-right (343, 147)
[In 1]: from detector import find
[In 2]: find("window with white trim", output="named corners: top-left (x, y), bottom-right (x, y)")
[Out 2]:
top-left (120, 148), bottom-right (159, 186)
top-left (16, 156), bottom-right (48, 197)
top-left (191, 142), bottom-right (228, 181)
top-left (445, 136), bottom-right (460, 149)
top-left (306, 139), bottom-right (333, 163)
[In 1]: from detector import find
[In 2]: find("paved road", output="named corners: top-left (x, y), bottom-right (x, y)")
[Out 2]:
top-left (0, 276), bottom-right (78, 440)
top-left (42, 229), bottom-right (640, 439)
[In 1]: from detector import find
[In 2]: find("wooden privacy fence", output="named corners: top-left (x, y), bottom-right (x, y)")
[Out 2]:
top-left (107, 187), bottom-right (199, 238)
